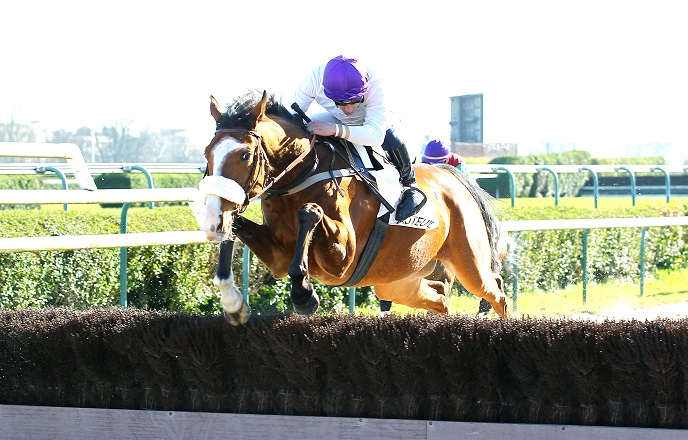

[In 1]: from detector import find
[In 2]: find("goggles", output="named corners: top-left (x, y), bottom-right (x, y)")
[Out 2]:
top-left (333, 96), bottom-right (364, 106)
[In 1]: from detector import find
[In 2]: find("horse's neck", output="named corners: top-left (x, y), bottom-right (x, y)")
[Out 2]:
top-left (273, 137), bottom-right (311, 165)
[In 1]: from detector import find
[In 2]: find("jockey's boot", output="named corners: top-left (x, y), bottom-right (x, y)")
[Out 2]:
top-left (387, 144), bottom-right (427, 222)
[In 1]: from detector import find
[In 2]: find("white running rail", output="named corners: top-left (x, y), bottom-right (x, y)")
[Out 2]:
top-left (0, 142), bottom-right (97, 190)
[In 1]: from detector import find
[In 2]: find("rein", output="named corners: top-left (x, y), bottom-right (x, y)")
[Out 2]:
top-left (213, 128), bottom-right (318, 207)
top-left (252, 135), bottom-right (318, 202)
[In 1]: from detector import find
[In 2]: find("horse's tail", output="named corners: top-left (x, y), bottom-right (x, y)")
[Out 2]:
top-left (496, 225), bottom-right (517, 277)
top-left (438, 164), bottom-right (503, 273)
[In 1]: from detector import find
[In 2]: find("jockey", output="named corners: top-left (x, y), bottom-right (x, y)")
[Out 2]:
top-left (293, 55), bottom-right (427, 222)
top-left (422, 140), bottom-right (468, 174)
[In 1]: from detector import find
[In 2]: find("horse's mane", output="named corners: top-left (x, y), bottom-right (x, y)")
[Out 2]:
top-left (217, 90), bottom-right (306, 131)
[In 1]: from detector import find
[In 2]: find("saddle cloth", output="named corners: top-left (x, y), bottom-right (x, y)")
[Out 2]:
top-left (350, 144), bottom-right (439, 231)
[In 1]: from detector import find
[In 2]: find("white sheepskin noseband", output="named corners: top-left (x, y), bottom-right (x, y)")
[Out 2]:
top-left (198, 175), bottom-right (246, 205)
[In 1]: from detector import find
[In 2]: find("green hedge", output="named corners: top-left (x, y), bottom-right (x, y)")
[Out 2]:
top-left (1, 203), bottom-right (686, 313)
top-left (0, 207), bottom-right (216, 312)
top-left (499, 204), bottom-right (688, 293)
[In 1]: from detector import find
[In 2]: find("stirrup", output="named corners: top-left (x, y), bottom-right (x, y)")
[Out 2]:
top-left (395, 187), bottom-right (427, 221)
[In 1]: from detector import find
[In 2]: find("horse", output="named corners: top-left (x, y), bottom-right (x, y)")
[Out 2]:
top-left (199, 90), bottom-right (510, 325)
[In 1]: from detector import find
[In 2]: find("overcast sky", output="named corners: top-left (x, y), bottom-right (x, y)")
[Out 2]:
top-left (2, 0), bottom-right (686, 161)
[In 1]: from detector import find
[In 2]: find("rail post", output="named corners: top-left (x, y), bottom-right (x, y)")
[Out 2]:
top-left (511, 231), bottom-right (520, 311)
top-left (536, 167), bottom-right (559, 206)
top-left (349, 288), bottom-right (356, 314)
top-left (579, 167), bottom-right (599, 209)
top-left (614, 166), bottom-right (636, 206)
top-left (650, 167), bottom-right (671, 203)
top-left (35, 166), bottom-right (69, 211)
top-left (242, 246), bottom-right (251, 302)
top-left (119, 203), bottom-right (131, 307)
top-left (492, 166), bottom-right (515, 207)
top-left (639, 227), bottom-right (647, 296)
top-left (582, 229), bottom-right (590, 304)
top-left (123, 165), bottom-right (155, 209)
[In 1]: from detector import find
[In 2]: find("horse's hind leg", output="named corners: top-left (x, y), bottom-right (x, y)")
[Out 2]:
top-left (288, 203), bottom-right (323, 316)
top-left (453, 266), bottom-right (508, 318)
top-left (425, 260), bottom-right (454, 297)
top-left (375, 277), bottom-right (450, 315)
top-left (476, 274), bottom-right (504, 316)
top-left (476, 228), bottom-right (512, 316)
top-left (445, 242), bottom-right (508, 318)
top-left (426, 260), bottom-right (492, 316)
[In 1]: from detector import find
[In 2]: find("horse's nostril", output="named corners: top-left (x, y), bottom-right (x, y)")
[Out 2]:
top-left (210, 225), bottom-right (216, 232)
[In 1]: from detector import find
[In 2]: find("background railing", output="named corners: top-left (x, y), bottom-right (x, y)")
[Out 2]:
top-left (3, 159), bottom-right (687, 207)
top-left (467, 164), bottom-right (688, 207)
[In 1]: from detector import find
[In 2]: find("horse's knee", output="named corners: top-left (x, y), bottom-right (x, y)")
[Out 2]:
top-left (297, 203), bottom-right (324, 227)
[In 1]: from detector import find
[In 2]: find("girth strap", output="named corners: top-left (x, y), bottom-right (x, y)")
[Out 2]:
top-left (336, 211), bottom-right (391, 287)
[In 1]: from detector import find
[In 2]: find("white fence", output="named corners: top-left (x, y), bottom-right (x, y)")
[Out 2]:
top-left (0, 142), bottom-right (98, 190)
top-left (501, 216), bottom-right (688, 232)
top-left (0, 188), bottom-right (207, 252)
top-left (1, 405), bottom-right (684, 440)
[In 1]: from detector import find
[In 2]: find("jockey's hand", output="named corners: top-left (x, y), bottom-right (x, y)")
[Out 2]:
top-left (306, 120), bottom-right (336, 137)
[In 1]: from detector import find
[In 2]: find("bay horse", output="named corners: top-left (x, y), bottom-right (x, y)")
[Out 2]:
top-left (199, 90), bottom-right (509, 325)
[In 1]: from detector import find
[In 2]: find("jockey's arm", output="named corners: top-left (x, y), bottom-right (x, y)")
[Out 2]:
top-left (307, 113), bottom-right (387, 146)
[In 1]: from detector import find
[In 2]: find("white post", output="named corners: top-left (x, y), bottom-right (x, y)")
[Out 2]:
top-left (0, 142), bottom-right (98, 190)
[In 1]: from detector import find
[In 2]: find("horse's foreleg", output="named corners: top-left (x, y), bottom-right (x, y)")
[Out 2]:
top-left (288, 203), bottom-right (324, 316)
top-left (233, 216), bottom-right (292, 277)
top-left (216, 239), bottom-right (251, 326)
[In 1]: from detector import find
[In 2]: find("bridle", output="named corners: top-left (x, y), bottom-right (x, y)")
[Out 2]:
top-left (211, 127), bottom-right (317, 213)
top-left (212, 128), bottom-right (269, 214)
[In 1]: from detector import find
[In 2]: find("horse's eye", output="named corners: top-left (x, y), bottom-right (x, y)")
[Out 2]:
top-left (241, 151), bottom-right (251, 161)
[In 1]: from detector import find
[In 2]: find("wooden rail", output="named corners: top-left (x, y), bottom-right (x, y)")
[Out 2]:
top-left (0, 188), bottom-right (206, 253)
top-left (502, 216), bottom-right (688, 232)
top-left (0, 142), bottom-right (98, 190)
top-left (0, 405), bottom-right (682, 440)
top-left (0, 187), bottom-right (201, 205)
top-left (0, 161), bottom-right (206, 175)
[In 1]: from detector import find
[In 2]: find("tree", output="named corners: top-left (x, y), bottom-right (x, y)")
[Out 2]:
top-left (0, 117), bottom-right (37, 143)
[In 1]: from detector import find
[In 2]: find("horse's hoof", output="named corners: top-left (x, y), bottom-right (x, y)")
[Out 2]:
top-left (492, 299), bottom-right (509, 319)
top-left (502, 302), bottom-right (510, 319)
top-left (294, 293), bottom-right (320, 316)
top-left (224, 300), bottom-right (251, 326)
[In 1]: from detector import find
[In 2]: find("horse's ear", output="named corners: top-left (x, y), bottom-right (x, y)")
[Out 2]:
top-left (248, 90), bottom-right (269, 127)
top-left (210, 95), bottom-right (222, 123)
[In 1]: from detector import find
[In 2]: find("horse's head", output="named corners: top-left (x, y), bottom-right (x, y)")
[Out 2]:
top-left (200, 90), bottom-right (303, 242)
